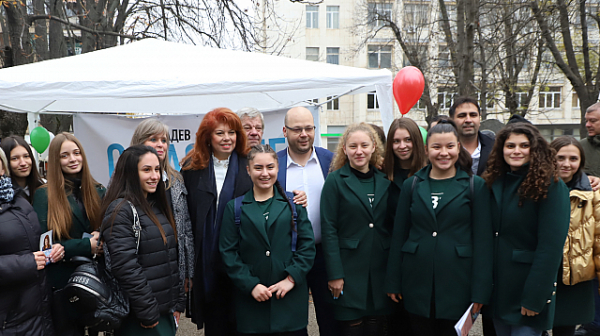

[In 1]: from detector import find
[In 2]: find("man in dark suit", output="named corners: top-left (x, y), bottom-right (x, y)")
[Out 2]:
top-left (277, 106), bottom-right (339, 336)
top-left (450, 96), bottom-right (495, 176)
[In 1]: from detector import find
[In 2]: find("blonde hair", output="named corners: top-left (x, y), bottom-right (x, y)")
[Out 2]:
top-left (130, 118), bottom-right (182, 189)
top-left (0, 148), bottom-right (9, 177)
top-left (45, 133), bottom-right (102, 239)
top-left (330, 122), bottom-right (384, 172)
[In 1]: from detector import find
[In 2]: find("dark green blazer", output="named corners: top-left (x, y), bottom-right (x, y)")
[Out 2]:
top-left (387, 169), bottom-right (409, 223)
top-left (385, 165), bottom-right (493, 320)
top-left (489, 168), bottom-right (570, 330)
top-left (32, 185), bottom-right (106, 289)
top-left (320, 163), bottom-right (393, 314)
top-left (219, 187), bottom-right (316, 334)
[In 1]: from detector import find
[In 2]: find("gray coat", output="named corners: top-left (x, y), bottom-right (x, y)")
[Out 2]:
top-left (170, 174), bottom-right (195, 281)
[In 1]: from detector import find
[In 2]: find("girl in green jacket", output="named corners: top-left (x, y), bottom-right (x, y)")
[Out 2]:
top-left (482, 123), bottom-right (570, 336)
top-left (219, 144), bottom-right (316, 335)
top-left (386, 120), bottom-right (493, 336)
top-left (321, 122), bottom-right (392, 336)
top-left (32, 133), bottom-right (105, 336)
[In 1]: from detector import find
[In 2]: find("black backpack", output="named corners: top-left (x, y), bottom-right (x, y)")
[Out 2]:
top-left (63, 201), bottom-right (141, 332)
top-left (234, 191), bottom-right (298, 251)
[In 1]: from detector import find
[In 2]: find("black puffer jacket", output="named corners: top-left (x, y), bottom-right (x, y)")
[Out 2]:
top-left (0, 192), bottom-right (54, 336)
top-left (101, 199), bottom-right (184, 326)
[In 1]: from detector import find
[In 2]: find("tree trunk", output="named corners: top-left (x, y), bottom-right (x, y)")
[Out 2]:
top-left (49, 0), bottom-right (67, 59)
top-left (33, 0), bottom-right (49, 61)
top-left (0, 110), bottom-right (28, 138)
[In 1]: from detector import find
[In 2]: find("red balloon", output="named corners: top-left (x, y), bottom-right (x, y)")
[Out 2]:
top-left (393, 66), bottom-right (425, 115)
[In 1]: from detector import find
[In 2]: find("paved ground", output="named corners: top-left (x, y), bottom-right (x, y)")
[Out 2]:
top-left (175, 299), bottom-right (485, 335)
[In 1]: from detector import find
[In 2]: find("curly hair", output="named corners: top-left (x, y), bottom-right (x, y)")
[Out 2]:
top-left (330, 122), bottom-right (383, 172)
top-left (181, 107), bottom-right (248, 171)
top-left (482, 123), bottom-right (558, 205)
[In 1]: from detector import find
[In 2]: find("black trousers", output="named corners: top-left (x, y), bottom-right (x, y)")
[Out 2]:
top-left (237, 328), bottom-right (308, 336)
top-left (339, 316), bottom-right (387, 336)
top-left (388, 300), bottom-right (414, 336)
top-left (408, 313), bottom-right (458, 336)
top-left (202, 273), bottom-right (237, 336)
top-left (307, 244), bottom-right (341, 336)
top-left (552, 326), bottom-right (576, 336)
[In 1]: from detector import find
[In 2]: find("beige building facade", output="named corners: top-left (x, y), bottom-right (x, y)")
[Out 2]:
top-left (257, 0), bottom-right (586, 148)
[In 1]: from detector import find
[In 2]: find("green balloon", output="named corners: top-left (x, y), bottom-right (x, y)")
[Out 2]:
top-left (419, 126), bottom-right (427, 144)
top-left (30, 126), bottom-right (51, 153)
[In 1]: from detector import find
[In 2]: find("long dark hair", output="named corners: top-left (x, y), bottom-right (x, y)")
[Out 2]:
top-left (382, 118), bottom-right (427, 180)
top-left (247, 144), bottom-right (295, 232)
top-left (0, 135), bottom-right (43, 202)
top-left (101, 145), bottom-right (176, 243)
top-left (482, 123), bottom-right (558, 204)
top-left (426, 119), bottom-right (473, 176)
top-left (550, 136), bottom-right (585, 184)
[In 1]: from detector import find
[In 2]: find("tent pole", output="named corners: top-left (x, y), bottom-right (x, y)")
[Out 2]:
top-left (27, 112), bottom-right (40, 133)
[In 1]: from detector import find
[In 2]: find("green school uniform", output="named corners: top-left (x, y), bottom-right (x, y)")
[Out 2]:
top-left (219, 187), bottom-right (316, 334)
top-left (385, 165), bottom-right (493, 321)
top-left (321, 163), bottom-right (393, 321)
top-left (489, 166), bottom-right (570, 330)
top-left (32, 184), bottom-right (106, 289)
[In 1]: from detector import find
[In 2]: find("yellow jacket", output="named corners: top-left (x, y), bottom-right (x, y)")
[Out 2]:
top-left (562, 177), bottom-right (600, 286)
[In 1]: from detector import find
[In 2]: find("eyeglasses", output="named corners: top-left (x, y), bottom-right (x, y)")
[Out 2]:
top-left (285, 126), bottom-right (316, 134)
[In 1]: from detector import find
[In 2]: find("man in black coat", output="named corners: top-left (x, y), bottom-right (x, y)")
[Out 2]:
top-left (450, 96), bottom-right (495, 176)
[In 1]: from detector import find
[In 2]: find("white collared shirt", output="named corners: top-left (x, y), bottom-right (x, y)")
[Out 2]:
top-left (213, 154), bottom-right (230, 207)
top-left (471, 140), bottom-right (482, 174)
top-left (285, 147), bottom-right (325, 243)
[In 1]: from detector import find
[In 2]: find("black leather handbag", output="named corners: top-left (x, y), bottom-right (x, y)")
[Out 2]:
top-left (63, 201), bottom-right (142, 332)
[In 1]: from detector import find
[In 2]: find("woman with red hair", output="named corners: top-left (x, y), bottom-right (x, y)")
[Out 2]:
top-left (181, 108), bottom-right (252, 335)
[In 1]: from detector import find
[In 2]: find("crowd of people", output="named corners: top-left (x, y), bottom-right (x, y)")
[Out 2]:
top-left (1, 97), bottom-right (600, 336)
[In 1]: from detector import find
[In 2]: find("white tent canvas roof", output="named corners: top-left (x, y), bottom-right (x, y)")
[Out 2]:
top-left (0, 39), bottom-right (394, 129)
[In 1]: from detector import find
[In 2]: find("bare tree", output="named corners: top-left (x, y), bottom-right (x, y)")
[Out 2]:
top-left (0, 0), bottom-right (270, 137)
top-left (530, 0), bottom-right (600, 135)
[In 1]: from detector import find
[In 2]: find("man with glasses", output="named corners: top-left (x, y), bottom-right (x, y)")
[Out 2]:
top-left (277, 106), bottom-right (339, 336)
top-left (237, 107), bottom-right (264, 147)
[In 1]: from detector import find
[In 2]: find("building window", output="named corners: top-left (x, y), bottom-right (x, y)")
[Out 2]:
top-left (539, 87), bottom-right (561, 109)
top-left (368, 3), bottom-right (393, 27)
top-left (477, 92), bottom-right (495, 108)
top-left (327, 96), bottom-right (340, 110)
top-left (368, 45), bottom-right (392, 69)
top-left (438, 89), bottom-right (455, 109)
top-left (438, 46), bottom-right (449, 67)
top-left (367, 92), bottom-right (380, 109)
top-left (306, 47), bottom-right (319, 61)
top-left (306, 98), bottom-right (319, 104)
top-left (513, 91), bottom-right (529, 109)
top-left (327, 47), bottom-right (339, 64)
top-left (306, 6), bottom-right (319, 28)
top-left (404, 4), bottom-right (429, 28)
top-left (327, 6), bottom-right (340, 29)
top-left (326, 126), bottom-right (346, 152)
top-left (573, 92), bottom-right (580, 108)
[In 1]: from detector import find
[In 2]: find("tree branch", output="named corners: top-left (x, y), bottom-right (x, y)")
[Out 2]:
top-left (28, 14), bottom-right (139, 39)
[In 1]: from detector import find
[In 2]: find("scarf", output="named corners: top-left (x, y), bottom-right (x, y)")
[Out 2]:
top-left (202, 151), bottom-right (239, 299)
top-left (0, 175), bottom-right (15, 203)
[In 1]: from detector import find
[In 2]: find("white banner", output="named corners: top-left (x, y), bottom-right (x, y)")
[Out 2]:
top-left (74, 107), bottom-right (320, 186)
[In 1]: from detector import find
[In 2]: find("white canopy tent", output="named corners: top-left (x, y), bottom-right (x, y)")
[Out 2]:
top-left (0, 39), bottom-right (394, 130)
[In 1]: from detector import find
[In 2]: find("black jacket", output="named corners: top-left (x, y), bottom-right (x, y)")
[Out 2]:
top-left (181, 154), bottom-right (252, 326)
top-left (477, 131), bottom-right (495, 176)
top-left (0, 191), bottom-right (54, 336)
top-left (101, 199), bottom-right (184, 326)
